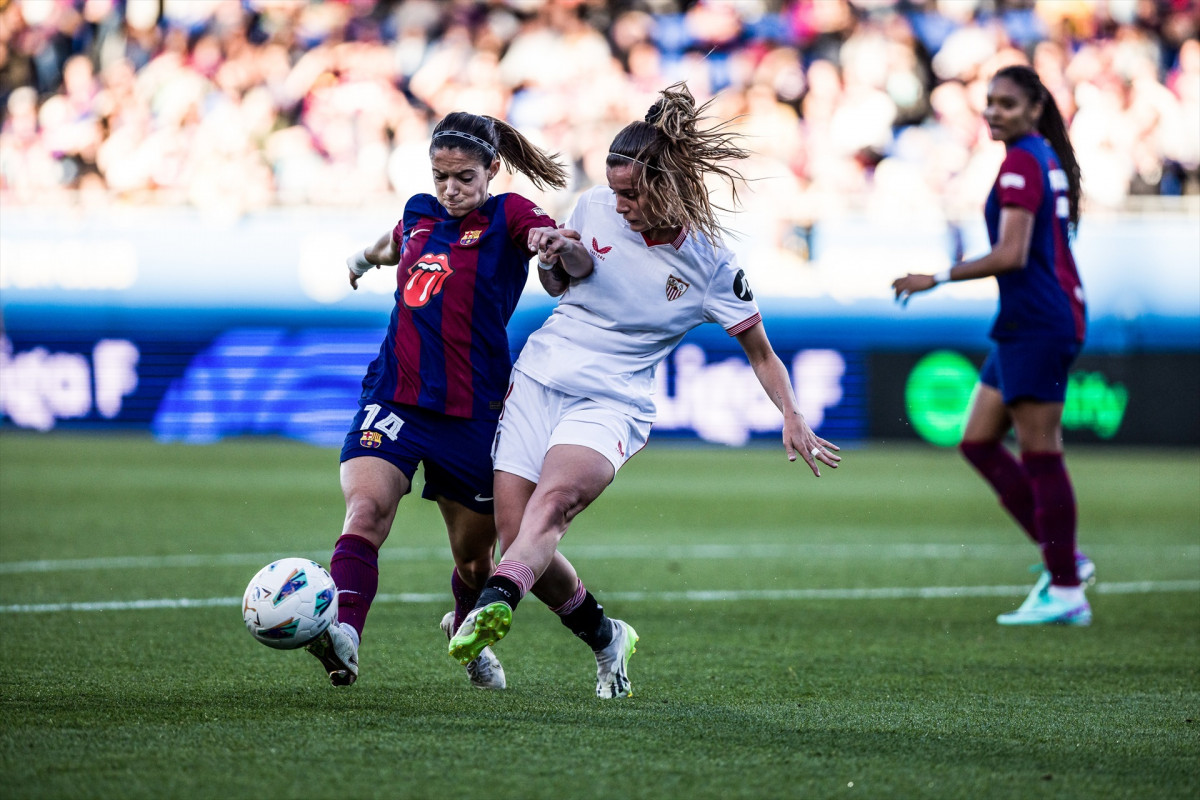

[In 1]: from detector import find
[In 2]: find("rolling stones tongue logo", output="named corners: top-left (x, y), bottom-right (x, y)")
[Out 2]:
top-left (404, 253), bottom-right (454, 308)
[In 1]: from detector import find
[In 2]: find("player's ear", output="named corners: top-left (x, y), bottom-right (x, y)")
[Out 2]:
top-left (487, 158), bottom-right (500, 180)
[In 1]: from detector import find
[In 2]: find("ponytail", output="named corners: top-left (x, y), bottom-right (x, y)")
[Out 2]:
top-left (993, 65), bottom-right (1083, 230)
top-left (431, 112), bottom-right (568, 191)
top-left (1035, 98), bottom-right (1082, 230)
top-left (485, 116), bottom-right (569, 191)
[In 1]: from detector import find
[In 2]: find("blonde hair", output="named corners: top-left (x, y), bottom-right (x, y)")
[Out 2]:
top-left (606, 82), bottom-right (749, 243)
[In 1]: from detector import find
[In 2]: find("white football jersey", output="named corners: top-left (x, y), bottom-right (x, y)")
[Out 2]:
top-left (514, 186), bottom-right (761, 420)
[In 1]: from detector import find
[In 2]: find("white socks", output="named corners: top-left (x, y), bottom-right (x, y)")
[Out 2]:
top-left (1047, 584), bottom-right (1086, 605)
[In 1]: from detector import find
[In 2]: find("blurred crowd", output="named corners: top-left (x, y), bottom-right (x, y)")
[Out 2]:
top-left (1, 0), bottom-right (1197, 229)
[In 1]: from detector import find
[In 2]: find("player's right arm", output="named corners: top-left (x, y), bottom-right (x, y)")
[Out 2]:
top-left (893, 149), bottom-right (1041, 304)
top-left (892, 207), bottom-right (1034, 302)
top-left (347, 229), bottom-right (401, 290)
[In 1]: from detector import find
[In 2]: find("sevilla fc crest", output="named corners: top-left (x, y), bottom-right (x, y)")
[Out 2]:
top-left (665, 274), bottom-right (690, 301)
top-left (404, 253), bottom-right (454, 308)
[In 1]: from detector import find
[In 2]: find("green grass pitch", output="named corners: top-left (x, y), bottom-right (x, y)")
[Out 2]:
top-left (0, 432), bottom-right (1197, 799)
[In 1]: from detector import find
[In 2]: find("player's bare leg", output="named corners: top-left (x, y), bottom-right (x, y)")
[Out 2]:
top-left (499, 444), bottom-right (613, 577)
top-left (494, 470), bottom-right (581, 608)
top-left (452, 449), bottom-right (638, 696)
top-left (506, 454), bottom-right (639, 696)
top-left (452, 452), bottom-right (611, 665)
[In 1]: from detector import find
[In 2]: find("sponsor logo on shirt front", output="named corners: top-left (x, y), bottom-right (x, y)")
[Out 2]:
top-left (665, 274), bottom-right (690, 301)
top-left (592, 237), bottom-right (612, 259)
top-left (404, 253), bottom-right (454, 308)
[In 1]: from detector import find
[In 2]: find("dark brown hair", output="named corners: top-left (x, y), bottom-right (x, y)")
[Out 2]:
top-left (993, 65), bottom-right (1083, 230)
top-left (431, 112), bottom-right (568, 191)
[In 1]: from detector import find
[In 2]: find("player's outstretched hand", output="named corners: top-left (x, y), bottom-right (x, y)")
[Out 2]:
top-left (783, 412), bottom-right (840, 477)
top-left (347, 249), bottom-right (375, 290)
top-left (891, 273), bottom-right (936, 307)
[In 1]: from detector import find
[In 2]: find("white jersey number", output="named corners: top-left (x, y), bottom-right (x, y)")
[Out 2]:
top-left (362, 403), bottom-right (405, 441)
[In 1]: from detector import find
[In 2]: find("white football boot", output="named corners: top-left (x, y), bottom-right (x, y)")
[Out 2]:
top-left (594, 619), bottom-right (638, 699)
top-left (305, 621), bottom-right (359, 686)
top-left (441, 611), bottom-right (506, 690)
top-left (997, 588), bottom-right (1092, 626)
top-left (1013, 555), bottom-right (1096, 615)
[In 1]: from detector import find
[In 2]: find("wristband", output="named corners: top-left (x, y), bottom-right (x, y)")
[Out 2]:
top-left (347, 248), bottom-right (374, 277)
top-left (537, 259), bottom-right (556, 272)
top-left (933, 268), bottom-right (952, 285)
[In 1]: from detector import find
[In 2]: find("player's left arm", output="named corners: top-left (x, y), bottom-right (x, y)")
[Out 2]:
top-left (735, 322), bottom-right (840, 477)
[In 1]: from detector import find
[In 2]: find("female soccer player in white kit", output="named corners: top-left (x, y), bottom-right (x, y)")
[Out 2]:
top-left (449, 83), bottom-right (841, 698)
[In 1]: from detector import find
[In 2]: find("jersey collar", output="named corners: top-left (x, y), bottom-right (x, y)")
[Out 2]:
top-left (640, 225), bottom-right (688, 250)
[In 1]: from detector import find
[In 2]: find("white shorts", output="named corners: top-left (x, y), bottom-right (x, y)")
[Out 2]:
top-left (492, 370), bottom-right (651, 484)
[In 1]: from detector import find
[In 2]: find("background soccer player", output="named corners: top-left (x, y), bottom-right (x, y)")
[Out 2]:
top-left (891, 65), bottom-right (1093, 626)
top-left (304, 111), bottom-right (568, 688)
top-left (448, 83), bottom-right (840, 698)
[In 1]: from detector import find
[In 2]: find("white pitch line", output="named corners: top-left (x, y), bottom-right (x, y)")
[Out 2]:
top-left (3, 580), bottom-right (1196, 615)
top-left (2, 543), bottom-right (1197, 575)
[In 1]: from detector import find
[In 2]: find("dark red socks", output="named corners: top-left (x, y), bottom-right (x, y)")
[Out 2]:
top-left (329, 534), bottom-right (379, 638)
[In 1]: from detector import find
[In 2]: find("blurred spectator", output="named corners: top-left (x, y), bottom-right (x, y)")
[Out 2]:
top-left (0, 0), bottom-right (1196, 229)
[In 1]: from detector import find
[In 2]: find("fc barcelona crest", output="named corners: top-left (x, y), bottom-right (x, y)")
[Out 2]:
top-left (360, 431), bottom-right (383, 449)
top-left (665, 274), bottom-right (690, 301)
top-left (458, 229), bottom-right (482, 247)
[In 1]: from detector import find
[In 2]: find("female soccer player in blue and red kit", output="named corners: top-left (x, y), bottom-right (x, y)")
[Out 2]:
top-left (892, 65), bottom-right (1093, 626)
top-left (303, 112), bottom-right (568, 687)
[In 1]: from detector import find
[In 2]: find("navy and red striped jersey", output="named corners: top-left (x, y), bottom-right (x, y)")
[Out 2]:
top-left (359, 192), bottom-right (556, 419)
top-left (985, 133), bottom-right (1086, 343)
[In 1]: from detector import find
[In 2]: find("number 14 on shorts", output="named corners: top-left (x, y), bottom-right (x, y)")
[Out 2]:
top-left (362, 403), bottom-right (405, 441)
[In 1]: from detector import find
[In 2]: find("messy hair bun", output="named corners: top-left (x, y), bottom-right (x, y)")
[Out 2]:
top-left (608, 82), bottom-right (749, 243)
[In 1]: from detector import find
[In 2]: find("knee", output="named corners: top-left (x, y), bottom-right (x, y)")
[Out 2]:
top-left (454, 558), bottom-right (493, 589)
top-left (530, 485), bottom-right (586, 531)
top-left (342, 493), bottom-right (394, 542)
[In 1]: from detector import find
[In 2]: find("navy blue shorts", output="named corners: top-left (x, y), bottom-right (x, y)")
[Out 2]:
top-left (979, 338), bottom-right (1081, 404)
top-left (340, 399), bottom-right (497, 514)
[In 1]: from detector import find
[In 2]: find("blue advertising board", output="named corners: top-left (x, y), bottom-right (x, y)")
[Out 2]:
top-left (2, 207), bottom-right (1196, 445)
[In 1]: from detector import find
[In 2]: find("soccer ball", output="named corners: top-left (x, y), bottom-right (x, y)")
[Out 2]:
top-left (242, 557), bottom-right (338, 649)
